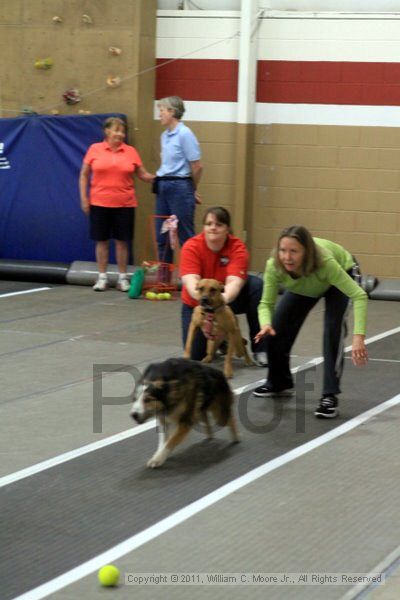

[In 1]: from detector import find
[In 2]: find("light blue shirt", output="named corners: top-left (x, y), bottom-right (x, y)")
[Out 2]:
top-left (156, 122), bottom-right (201, 177)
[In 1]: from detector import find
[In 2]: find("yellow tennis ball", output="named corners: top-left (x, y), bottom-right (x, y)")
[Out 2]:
top-left (145, 291), bottom-right (156, 300)
top-left (98, 565), bottom-right (120, 587)
top-left (157, 293), bottom-right (165, 300)
top-left (163, 292), bottom-right (172, 300)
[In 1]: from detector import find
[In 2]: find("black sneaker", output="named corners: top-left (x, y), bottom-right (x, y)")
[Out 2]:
top-left (253, 384), bottom-right (294, 398)
top-left (314, 395), bottom-right (339, 418)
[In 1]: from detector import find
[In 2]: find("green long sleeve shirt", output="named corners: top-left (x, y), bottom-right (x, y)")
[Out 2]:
top-left (258, 238), bottom-right (368, 335)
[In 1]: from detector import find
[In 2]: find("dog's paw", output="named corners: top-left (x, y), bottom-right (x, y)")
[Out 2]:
top-left (147, 456), bottom-right (164, 468)
top-left (201, 355), bottom-right (213, 364)
top-left (147, 448), bottom-right (169, 468)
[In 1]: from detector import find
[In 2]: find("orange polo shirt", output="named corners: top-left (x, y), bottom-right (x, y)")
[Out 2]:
top-left (83, 141), bottom-right (143, 207)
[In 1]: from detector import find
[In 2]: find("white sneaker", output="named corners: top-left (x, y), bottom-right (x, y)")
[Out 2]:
top-left (93, 277), bottom-right (107, 292)
top-left (253, 352), bottom-right (268, 367)
top-left (117, 277), bottom-right (130, 292)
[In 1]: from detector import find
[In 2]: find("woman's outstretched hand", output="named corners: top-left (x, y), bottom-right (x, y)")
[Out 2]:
top-left (254, 324), bottom-right (276, 345)
top-left (352, 334), bottom-right (368, 366)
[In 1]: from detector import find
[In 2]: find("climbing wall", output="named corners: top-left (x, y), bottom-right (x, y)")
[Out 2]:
top-left (0, 0), bottom-right (157, 262)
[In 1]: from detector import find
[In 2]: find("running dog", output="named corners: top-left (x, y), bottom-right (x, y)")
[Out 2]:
top-left (130, 358), bottom-right (240, 468)
top-left (183, 278), bottom-right (254, 378)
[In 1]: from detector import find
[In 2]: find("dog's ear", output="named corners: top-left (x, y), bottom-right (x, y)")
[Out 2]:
top-left (149, 380), bottom-right (170, 404)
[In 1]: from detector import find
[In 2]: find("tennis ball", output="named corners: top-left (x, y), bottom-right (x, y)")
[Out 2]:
top-left (98, 565), bottom-right (120, 587)
top-left (157, 293), bottom-right (165, 300)
top-left (145, 291), bottom-right (156, 300)
top-left (163, 292), bottom-right (172, 300)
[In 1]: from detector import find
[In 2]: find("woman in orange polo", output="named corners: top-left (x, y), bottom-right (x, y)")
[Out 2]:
top-left (79, 117), bottom-right (154, 291)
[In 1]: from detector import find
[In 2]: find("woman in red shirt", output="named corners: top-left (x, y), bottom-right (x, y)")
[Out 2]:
top-left (79, 117), bottom-right (154, 291)
top-left (180, 206), bottom-right (267, 367)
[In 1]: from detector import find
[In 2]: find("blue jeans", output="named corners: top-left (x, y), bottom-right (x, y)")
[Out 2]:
top-left (181, 274), bottom-right (266, 360)
top-left (155, 179), bottom-right (196, 263)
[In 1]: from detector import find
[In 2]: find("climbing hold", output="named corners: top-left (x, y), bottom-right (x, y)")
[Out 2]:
top-left (35, 58), bottom-right (53, 70)
top-left (20, 106), bottom-right (37, 115)
top-left (62, 88), bottom-right (81, 105)
top-left (106, 76), bottom-right (121, 88)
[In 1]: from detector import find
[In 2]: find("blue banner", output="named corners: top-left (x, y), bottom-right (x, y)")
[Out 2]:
top-left (0, 113), bottom-right (126, 262)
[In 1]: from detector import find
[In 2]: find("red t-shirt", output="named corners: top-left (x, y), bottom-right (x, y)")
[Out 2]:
top-left (83, 141), bottom-right (143, 207)
top-left (180, 232), bottom-right (249, 307)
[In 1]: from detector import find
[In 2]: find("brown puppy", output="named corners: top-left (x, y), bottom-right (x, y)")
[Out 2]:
top-left (183, 278), bottom-right (254, 378)
top-left (130, 358), bottom-right (240, 468)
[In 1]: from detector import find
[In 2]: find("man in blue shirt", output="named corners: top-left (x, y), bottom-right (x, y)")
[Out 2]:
top-left (154, 96), bottom-right (202, 264)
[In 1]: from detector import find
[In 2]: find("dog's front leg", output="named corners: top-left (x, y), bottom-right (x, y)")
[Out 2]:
top-left (202, 338), bottom-right (215, 364)
top-left (147, 422), bottom-right (191, 468)
top-left (156, 416), bottom-right (168, 451)
top-left (223, 333), bottom-right (235, 379)
top-left (147, 417), bottom-right (169, 468)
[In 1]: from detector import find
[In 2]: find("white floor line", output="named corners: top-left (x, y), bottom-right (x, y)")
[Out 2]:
top-left (345, 357), bottom-right (400, 364)
top-left (0, 287), bottom-right (51, 298)
top-left (14, 392), bottom-right (400, 600)
top-left (2, 326), bottom-right (399, 489)
top-left (0, 381), bottom-right (263, 489)
top-left (363, 325), bottom-right (400, 345)
top-left (342, 543), bottom-right (400, 600)
top-left (0, 421), bottom-right (156, 488)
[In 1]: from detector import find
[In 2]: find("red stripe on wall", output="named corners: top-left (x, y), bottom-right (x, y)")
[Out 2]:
top-left (156, 58), bottom-right (238, 102)
top-left (156, 59), bottom-right (400, 105)
top-left (256, 60), bottom-right (400, 104)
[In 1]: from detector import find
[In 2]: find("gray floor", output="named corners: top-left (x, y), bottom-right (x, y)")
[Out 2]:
top-left (0, 281), bottom-right (399, 599)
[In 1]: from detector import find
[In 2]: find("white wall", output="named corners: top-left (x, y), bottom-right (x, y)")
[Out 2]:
top-left (157, 12), bottom-right (400, 62)
top-left (156, 11), bottom-right (400, 126)
top-left (158, 0), bottom-right (400, 12)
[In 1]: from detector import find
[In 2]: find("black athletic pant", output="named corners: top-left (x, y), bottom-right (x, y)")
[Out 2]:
top-left (266, 283), bottom-right (350, 396)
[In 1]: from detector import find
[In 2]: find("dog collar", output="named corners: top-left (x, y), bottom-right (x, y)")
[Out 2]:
top-left (202, 312), bottom-right (224, 341)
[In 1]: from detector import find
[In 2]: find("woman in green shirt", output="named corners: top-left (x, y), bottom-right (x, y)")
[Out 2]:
top-left (254, 225), bottom-right (368, 418)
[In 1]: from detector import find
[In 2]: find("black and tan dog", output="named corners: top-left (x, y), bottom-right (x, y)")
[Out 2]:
top-left (130, 358), bottom-right (240, 468)
top-left (183, 278), bottom-right (254, 378)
